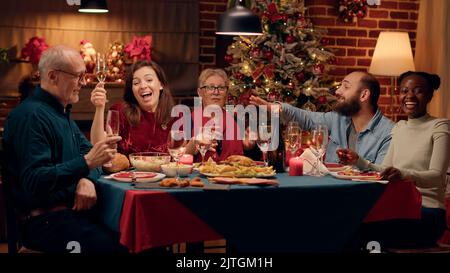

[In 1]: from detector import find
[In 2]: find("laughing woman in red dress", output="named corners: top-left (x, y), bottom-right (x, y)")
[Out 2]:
top-left (90, 61), bottom-right (175, 155)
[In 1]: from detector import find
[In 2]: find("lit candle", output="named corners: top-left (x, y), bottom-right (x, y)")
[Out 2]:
top-left (179, 154), bottom-right (193, 165)
top-left (289, 157), bottom-right (303, 176)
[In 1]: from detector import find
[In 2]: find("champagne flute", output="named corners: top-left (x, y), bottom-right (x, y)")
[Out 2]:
top-left (96, 53), bottom-right (107, 83)
top-left (257, 124), bottom-right (272, 167)
top-left (104, 110), bottom-right (120, 167)
top-left (310, 128), bottom-right (328, 176)
top-left (315, 124), bottom-right (329, 164)
top-left (167, 130), bottom-right (188, 181)
top-left (285, 125), bottom-right (301, 156)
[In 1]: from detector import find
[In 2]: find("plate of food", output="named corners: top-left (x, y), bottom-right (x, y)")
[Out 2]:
top-left (109, 171), bottom-right (166, 183)
top-left (198, 156), bottom-right (276, 178)
top-left (330, 169), bottom-right (381, 180)
top-left (325, 163), bottom-right (351, 172)
top-left (200, 171), bottom-right (276, 178)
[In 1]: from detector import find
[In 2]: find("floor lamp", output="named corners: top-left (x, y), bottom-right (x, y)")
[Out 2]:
top-left (369, 32), bottom-right (415, 118)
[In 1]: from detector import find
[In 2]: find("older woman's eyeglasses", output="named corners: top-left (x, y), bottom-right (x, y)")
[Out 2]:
top-left (201, 85), bottom-right (228, 93)
top-left (54, 69), bottom-right (87, 83)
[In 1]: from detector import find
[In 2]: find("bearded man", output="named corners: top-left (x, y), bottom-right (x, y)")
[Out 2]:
top-left (250, 71), bottom-right (394, 164)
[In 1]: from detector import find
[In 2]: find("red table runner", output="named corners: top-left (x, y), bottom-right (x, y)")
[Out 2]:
top-left (119, 190), bottom-right (222, 253)
top-left (364, 180), bottom-right (422, 223)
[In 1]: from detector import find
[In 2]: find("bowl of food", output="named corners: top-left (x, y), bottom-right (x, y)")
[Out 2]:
top-left (129, 152), bottom-right (171, 172)
top-left (161, 163), bottom-right (193, 177)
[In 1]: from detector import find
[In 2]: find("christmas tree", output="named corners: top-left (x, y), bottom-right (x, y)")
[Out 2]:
top-left (225, 0), bottom-right (338, 112)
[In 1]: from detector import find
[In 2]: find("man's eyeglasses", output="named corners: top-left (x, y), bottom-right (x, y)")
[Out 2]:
top-left (54, 69), bottom-right (87, 83)
top-left (201, 85), bottom-right (228, 93)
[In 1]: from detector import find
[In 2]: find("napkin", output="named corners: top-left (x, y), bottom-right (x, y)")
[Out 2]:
top-left (299, 148), bottom-right (329, 175)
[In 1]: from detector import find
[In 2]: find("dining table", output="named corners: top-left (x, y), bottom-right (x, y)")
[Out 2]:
top-left (96, 171), bottom-right (422, 253)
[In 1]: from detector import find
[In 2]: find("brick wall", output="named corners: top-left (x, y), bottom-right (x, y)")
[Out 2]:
top-left (199, 0), bottom-right (228, 71)
top-left (198, 0), bottom-right (420, 121)
top-left (306, 0), bottom-right (419, 120)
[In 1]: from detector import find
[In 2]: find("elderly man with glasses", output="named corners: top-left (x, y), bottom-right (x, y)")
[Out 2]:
top-left (3, 45), bottom-right (127, 253)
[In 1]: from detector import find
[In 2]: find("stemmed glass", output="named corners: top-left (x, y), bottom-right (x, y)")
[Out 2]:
top-left (256, 124), bottom-right (272, 167)
top-left (104, 110), bottom-right (120, 167)
top-left (285, 125), bottom-right (301, 157)
top-left (309, 125), bottom-right (329, 176)
top-left (167, 130), bottom-right (188, 181)
top-left (96, 53), bottom-right (107, 83)
top-left (195, 126), bottom-right (212, 165)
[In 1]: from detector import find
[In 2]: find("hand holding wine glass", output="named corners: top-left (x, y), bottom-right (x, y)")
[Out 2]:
top-left (90, 82), bottom-right (108, 108)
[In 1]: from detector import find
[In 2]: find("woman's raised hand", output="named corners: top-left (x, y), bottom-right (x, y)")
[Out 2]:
top-left (90, 82), bottom-right (108, 108)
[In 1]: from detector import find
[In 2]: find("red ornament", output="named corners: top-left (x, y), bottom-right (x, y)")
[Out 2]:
top-left (313, 64), bottom-right (325, 75)
top-left (282, 14), bottom-right (289, 22)
top-left (265, 50), bottom-right (274, 61)
top-left (251, 48), bottom-right (261, 58)
top-left (295, 72), bottom-right (305, 82)
top-left (234, 72), bottom-right (243, 81)
top-left (224, 54), bottom-right (233, 63)
top-left (318, 95), bottom-right (327, 105)
top-left (227, 95), bottom-right (238, 105)
top-left (239, 92), bottom-right (252, 106)
top-left (254, 78), bottom-right (262, 87)
top-left (86, 62), bottom-right (95, 73)
top-left (320, 38), bottom-right (329, 45)
top-left (286, 35), bottom-right (296, 44)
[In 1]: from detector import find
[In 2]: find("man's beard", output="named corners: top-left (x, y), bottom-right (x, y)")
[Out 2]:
top-left (333, 95), bottom-right (361, 116)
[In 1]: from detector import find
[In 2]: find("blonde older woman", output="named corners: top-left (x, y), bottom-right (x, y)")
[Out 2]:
top-left (184, 68), bottom-right (247, 162)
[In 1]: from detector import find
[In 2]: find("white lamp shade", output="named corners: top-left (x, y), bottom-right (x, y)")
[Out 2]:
top-left (369, 32), bottom-right (415, 76)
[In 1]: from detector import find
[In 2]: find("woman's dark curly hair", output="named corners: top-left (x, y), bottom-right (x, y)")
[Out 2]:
top-left (399, 71), bottom-right (441, 96)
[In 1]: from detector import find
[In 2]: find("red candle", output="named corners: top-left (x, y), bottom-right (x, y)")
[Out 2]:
top-left (285, 150), bottom-right (293, 167)
top-left (179, 154), bottom-right (193, 165)
top-left (289, 157), bottom-right (303, 176)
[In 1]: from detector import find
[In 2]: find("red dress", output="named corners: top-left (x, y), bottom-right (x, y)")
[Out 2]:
top-left (191, 107), bottom-right (243, 162)
top-left (110, 103), bottom-right (175, 156)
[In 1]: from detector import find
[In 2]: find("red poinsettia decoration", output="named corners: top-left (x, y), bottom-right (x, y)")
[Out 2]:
top-left (21, 36), bottom-right (49, 65)
top-left (262, 3), bottom-right (283, 23)
top-left (125, 35), bottom-right (152, 62)
top-left (338, 0), bottom-right (368, 22)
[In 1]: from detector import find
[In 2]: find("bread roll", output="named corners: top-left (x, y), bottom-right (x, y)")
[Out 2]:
top-left (103, 153), bottom-right (130, 173)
